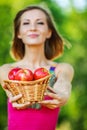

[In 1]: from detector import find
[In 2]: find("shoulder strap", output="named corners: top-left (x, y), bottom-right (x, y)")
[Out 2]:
top-left (49, 66), bottom-right (57, 88)
top-left (49, 66), bottom-right (56, 74)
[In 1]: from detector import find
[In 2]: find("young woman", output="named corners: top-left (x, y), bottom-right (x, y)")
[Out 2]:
top-left (0, 5), bottom-right (74, 130)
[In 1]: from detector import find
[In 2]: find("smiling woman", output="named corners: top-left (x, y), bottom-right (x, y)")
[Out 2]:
top-left (17, 9), bottom-right (51, 46)
top-left (0, 4), bottom-right (74, 130)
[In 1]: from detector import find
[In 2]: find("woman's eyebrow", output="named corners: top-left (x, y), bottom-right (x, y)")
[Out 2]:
top-left (22, 19), bottom-right (30, 21)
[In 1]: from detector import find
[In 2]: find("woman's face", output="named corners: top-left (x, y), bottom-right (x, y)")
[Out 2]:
top-left (18, 9), bottom-right (52, 45)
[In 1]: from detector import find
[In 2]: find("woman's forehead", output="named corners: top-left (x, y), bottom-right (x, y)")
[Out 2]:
top-left (20, 9), bottom-right (47, 21)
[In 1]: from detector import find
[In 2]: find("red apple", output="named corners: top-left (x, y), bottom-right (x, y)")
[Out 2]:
top-left (15, 68), bottom-right (33, 81)
top-left (8, 67), bottom-right (21, 80)
top-left (34, 68), bottom-right (49, 80)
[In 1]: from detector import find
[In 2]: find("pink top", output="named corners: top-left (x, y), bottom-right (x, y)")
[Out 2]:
top-left (8, 99), bottom-right (60, 130)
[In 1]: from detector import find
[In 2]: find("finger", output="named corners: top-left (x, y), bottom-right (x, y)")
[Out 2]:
top-left (4, 89), bottom-right (13, 97)
top-left (12, 102), bottom-right (31, 109)
top-left (9, 94), bottom-right (22, 103)
top-left (40, 99), bottom-right (60, 105)
top-left (46, 105), bottom-right (58, 109)
top-left (45, 92), bottom-right (62, 101)
top-left (42, 103), bottom-right (60, 109)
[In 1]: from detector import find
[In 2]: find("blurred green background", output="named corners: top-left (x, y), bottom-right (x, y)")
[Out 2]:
top-left (0, 0), bottom-right (87, 130)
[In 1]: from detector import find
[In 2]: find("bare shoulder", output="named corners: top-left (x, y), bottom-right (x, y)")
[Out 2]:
top-left (0, 64), bottom-right (12, 84)
top-left (57, 63), bottom-right (74, 72)
top-left (0, 63), bottom-right (11, 71)
top-left (55, 62), bottom-right (74, 82)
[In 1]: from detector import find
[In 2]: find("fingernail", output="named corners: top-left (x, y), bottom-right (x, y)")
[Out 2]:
top-left (44, 92), bottom-right (47, 95)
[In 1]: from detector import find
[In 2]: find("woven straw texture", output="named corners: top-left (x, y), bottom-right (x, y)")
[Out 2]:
top-left (4, 75), bottom-right (51, 104)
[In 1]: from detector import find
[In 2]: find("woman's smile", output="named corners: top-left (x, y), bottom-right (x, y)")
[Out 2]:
top-left (28, 33), bottom-right (39, 38)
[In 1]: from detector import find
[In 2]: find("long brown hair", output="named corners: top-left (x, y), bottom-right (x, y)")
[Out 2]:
top-left (11, 5), bottom-right (64, 60)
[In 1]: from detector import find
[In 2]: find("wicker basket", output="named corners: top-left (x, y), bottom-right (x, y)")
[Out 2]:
top-left (4, 74), bottom-right (51, 104)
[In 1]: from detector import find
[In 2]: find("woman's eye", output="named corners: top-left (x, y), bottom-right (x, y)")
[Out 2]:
top-left (37, 22), bottom-right (44, 25)
top-left (23, 22), bottom-right (30, 25)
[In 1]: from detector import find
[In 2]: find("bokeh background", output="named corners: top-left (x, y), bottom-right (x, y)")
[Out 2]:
top-left (0, 0), bottom-right (87, 130)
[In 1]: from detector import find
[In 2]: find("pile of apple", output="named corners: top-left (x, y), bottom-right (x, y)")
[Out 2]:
top-left (8, 67), bottom-right (49, 81)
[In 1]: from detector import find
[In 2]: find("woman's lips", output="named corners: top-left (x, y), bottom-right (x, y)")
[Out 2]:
top-left (28, 34), bottom-right (39, 38)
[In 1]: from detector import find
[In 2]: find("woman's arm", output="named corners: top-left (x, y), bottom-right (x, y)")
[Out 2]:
top-left (54, 63), bottom-right (74, 99)
top-left (40, 63), bottom-right (74, 109)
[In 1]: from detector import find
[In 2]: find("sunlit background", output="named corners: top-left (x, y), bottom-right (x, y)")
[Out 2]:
top-left (0, 0), bottom-right (87, 130)
top-left (56, 0), bottom-right (87, 11)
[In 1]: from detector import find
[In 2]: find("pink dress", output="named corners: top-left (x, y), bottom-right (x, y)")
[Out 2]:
top-left (8, 66), bottom-right (60, 130)
top-left (8, 100), bottom-right (60, 130)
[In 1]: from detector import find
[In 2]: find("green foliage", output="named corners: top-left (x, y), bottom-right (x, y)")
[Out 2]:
top-left (0, 0), bottom-right (87, 130)
top-left (0, 5), bottom-right (13, 65)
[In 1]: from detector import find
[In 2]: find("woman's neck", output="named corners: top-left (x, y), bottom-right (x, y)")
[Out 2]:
top-left (18, 44), bottom-right (50, 70)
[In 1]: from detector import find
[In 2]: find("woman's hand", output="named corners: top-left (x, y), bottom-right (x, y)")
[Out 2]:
top-left (40, 78), bottom-right (72, 109)
top-left (11, 101), bottom-right (32, 110)
top-left (3, 87), bottom-right (32, 109)
top-left (39, 88), bottom-right (68, 109)
top-left (9, 93), bottom-right (31, 110)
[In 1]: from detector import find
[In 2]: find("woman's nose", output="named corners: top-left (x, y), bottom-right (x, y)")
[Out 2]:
top-left (30, 23), bottom-right (36, 30)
